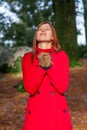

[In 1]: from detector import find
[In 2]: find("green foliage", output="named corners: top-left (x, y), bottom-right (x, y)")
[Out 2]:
top-left (1, 0), bottom-right (54, 47)
top-left (70, 60), bottom-right (82, 68)
top-left (70, 57), bottom-right (82, 68)
top-left (78, 45), bottom-right (87, 58)
top-left (0, 63), bottom-right (9, 73)
top-left (14, 81), bottom-right (26, 93)
top-left (11, 56), bottom-right (22, 73)
top-left (0, 56), bottom-right (22, 73)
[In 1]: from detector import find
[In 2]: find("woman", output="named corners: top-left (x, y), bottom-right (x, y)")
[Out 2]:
top-left (22, 21), bottom-right (73, 130)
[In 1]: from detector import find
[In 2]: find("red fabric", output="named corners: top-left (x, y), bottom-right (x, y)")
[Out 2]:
top-left (22, 47), bottom-right (73, 130)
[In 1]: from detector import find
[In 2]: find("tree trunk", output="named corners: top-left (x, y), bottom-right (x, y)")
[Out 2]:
top-left (83, 0), bottom-right (87, 45)
top-left (52, 0), bottom-right (78, 59)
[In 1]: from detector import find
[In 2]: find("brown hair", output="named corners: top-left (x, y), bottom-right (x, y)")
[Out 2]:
top-left (32, 21), bottom-right (61, 58)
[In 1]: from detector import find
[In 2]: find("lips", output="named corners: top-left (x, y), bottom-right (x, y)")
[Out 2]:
top-left (40, 33), bottom-right (46, 36)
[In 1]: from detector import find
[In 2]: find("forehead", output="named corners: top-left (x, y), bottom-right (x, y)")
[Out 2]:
top-left (38, 23), bottom-right (51, 28)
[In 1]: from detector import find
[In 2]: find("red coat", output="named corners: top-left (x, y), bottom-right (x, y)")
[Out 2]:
top-left (22, 47), bottom-right (73, 130)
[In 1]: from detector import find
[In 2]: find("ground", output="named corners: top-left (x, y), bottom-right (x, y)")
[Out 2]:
top-left (0, 59), bottom-right (87, 130)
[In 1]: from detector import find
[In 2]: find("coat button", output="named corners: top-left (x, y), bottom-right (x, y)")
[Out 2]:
top-left (63, 109), bottom-right (66, 113)
top-left (37, 91), bottom-right (40, 95)
top-left (50, 82), bottom-right (53, 86)
top-left (49, 51), bottom-right (52, 54)
top-left (51, 57), bottom-right (53, 60)
top-left (28, 110), bottom-right (31, 114)
top-left (50, 91), bottom-right (54, 95)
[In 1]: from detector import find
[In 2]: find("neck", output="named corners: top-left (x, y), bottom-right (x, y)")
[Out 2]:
top-left (38, 42), bottom-right (52, 49)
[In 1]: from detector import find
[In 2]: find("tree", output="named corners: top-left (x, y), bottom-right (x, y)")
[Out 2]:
top-left (83, 0), bottom-right (87, 45)
top-left (52, 0), bottom-right (78, 60)
top-left (0, 0), bottom-right (54, 47)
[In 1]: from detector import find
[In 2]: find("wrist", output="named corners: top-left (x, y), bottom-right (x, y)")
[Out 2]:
top-left (39, 65), bottom-right (52, 70)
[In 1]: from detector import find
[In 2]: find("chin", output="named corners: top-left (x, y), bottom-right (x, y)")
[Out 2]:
top-left (38, 39), bottom-right (52, 42)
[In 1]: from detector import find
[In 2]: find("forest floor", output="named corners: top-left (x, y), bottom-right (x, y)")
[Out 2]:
top-left (0, 58), bottom-right (87, 130)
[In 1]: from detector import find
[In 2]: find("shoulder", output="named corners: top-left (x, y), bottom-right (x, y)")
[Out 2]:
top-left (57, 50), bottom-right (69, 58)
top-left (22, 52), bottom-right (33, 62)
top-left (56, 50), bottom-right (69, 63)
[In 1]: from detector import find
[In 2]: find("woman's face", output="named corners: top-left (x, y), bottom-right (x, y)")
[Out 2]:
top-left (36, 23), bottom-right (53, 43)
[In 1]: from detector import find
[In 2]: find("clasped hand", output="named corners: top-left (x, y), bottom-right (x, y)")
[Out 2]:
top-left (38, 52), bottom-right (52, 69)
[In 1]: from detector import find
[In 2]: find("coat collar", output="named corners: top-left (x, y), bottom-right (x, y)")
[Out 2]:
top-left (36, 46), bottom-right (54, 54)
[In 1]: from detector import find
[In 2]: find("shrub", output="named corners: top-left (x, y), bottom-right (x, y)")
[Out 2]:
top-left (14, 81), bottom-right (26, 93)
top-left (10, 56), bottom-right (22, 73)
top-left (0, 56), bottom-right (22, 73)
top-left (78, 45), bottom-right (87, 58)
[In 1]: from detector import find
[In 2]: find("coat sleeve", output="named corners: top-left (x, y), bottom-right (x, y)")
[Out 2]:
top-left (47, 51), bottom-right (70, 94)
top-left (22, 52), bottom-right (46, 95)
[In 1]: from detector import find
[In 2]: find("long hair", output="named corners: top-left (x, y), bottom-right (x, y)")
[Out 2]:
top-left (32, 21), bottom-right (61, 58)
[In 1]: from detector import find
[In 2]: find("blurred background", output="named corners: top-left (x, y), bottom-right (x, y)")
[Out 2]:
top-left (0, 0), bottom-right (87, 130)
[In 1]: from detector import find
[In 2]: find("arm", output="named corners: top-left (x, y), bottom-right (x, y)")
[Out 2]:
top-left (22, 52), bottom-right (46, 95)
top-left (47, 51), bottom-right (70, 94)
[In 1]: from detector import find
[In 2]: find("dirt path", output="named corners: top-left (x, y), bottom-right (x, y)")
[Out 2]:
top-left (0, 60), bottom-right (87, 130)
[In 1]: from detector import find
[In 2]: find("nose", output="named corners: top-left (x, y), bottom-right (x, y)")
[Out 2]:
top-left (42, 28), bottom-right (45, 32)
